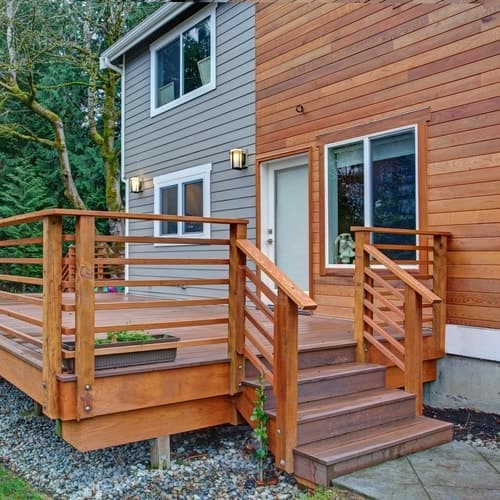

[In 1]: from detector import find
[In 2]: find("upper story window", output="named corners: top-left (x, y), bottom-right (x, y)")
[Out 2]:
top-left (153, 164), bottom-right (212, 241)
top-left (325, 127), bottom-right (417, 266)
top-left (150, 6), bottom-right (216, 116)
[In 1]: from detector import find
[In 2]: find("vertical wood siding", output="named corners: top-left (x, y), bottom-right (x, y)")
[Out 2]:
top-left (256, 1), bottom-right (500, 328)
top-left (123, 3), bottom-right (255, 299)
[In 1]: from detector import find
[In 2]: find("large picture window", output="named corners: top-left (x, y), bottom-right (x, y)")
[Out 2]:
top-left (150, 7), bottom-right (215, 114)
top-left (325, 127), bottom-right (417, 266)
top-left (153, 164), bottom-right (211, 240)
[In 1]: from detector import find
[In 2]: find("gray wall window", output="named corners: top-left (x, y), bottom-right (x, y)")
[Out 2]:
top-left (153, 164), bottom-right (212, 240)
top-left (150, 6), bottom-right (216, 114)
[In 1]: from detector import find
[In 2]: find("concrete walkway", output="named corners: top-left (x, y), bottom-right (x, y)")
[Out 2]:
top-left (333, 441), bottom-right (500, 499)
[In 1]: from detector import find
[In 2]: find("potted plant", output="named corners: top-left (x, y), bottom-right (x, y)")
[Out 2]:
top-left (62, 330), bottom-right (179, 372)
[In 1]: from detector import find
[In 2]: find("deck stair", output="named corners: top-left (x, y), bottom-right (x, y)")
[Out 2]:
top-left (241, 341), bottom-right (453, 487)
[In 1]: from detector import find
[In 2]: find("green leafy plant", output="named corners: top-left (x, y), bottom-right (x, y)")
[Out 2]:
top-left (250, 374), bottom-right (269, 483)
top-left (95, 330), bottom-right (159, 345)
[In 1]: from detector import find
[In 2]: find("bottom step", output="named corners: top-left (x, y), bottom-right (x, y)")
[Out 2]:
top-left (294, 416), bottom-right (453, 486)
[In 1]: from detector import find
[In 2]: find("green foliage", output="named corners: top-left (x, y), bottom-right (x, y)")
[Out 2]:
top-left (0, 0), bottom-right (162, 215)
top-left (250, 374), bottom-right (269, 482)
top-left (96, 330), bottom-right (159, 345)
top-left (0, 464), bottom-right (47, 499)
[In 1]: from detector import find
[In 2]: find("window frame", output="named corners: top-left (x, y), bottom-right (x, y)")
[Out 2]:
top-left (150, 5), bottom-right (216, 116)
top-left (153, 163), bottom-right (212, 244)
top-left (324, 125), bottom-right (419, 269)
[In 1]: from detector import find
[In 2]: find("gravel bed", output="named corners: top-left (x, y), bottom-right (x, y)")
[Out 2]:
top-left (2, 378), bottom-right (497, 499)
top-left (0, 379), bottom-right (301, 499)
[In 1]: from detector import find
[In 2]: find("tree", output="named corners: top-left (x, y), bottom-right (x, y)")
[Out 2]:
top-left (0, 0), bottom-right (161, 233)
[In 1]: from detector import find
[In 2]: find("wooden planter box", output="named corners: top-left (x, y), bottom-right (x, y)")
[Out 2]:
top-left (62, 334), bottom-right (179, 372)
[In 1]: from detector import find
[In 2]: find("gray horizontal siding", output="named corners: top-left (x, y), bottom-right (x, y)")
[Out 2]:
top-left (122, 2), bottom-right (255, 299)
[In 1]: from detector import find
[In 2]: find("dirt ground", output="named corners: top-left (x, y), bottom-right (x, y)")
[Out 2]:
top-left (424, 405), bottom-right (499, 444)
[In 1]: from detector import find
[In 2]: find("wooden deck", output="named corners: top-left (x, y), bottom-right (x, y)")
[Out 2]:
top-left (0, 292), bottom-right (355, 374)
top-left (0, 209), bottom-right (449, 480)
top-left (0, 291), bottom-right (355, 451)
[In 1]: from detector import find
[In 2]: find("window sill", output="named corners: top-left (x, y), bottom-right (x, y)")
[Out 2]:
top-left (151, 82), bottom-right (216, 117)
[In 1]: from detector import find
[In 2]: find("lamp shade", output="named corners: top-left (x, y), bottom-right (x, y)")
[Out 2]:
top-left (230, 149), bottom-right (247, 170)
top-left (129, 176), bottom-right (143, 193)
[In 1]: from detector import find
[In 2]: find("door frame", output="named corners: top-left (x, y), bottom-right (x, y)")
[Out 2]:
top-left (257, 149), bottom-right (313, 294)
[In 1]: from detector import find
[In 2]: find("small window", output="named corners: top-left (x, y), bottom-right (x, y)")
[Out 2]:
top-left (154, 164), bottom-right (211, 240)
top-left (150, 7), bottom-right (216, 115)
top-left (325, 127), bottom-right (417, 266)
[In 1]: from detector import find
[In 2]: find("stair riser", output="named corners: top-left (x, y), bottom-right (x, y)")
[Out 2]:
top-left (297, 370), bottom-right (386, 404)
top-left (294, 427), bottom-right (453, 486)
top-left (252, 369), bottom-right (387, 409)
top-left (245, 346), bottom-right (356, 378)
top-left (297, 398), bottom-right (415, 445)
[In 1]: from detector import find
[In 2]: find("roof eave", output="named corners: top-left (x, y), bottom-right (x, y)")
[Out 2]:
top-left (99, 1), bottom-right (194, 69)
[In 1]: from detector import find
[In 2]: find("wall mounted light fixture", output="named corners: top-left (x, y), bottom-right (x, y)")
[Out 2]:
top-left (129, 176), bottom-right (143, 193)
top-left (229, 148), bottom-right (247, 170)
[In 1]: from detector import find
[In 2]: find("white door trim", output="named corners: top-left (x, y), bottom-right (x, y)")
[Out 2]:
top-left (260, 154), bottom-right (309, 292)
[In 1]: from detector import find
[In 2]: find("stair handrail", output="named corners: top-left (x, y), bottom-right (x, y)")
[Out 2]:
top-left (229, 237), bottom-right (317, 474)
top-left (352, 227), bottom-right (448, 415)
top-left (364, 245), bottom-right (441, 304)
top-left (235, 239), bottom-right (316, 310)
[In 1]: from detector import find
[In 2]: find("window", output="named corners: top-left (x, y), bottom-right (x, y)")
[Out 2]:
top-left (154, 164), bottom-right (212, 240)
top-left (325, 127), bottom-right (417, 266)
top-left (150, 6), bottom-right (216, 115)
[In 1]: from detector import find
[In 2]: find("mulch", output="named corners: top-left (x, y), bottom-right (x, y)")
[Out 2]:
top-left (424, 405), bottom-right (499, 443)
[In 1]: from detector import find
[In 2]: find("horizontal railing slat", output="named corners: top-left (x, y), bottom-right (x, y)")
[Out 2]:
top-left (0, 274), bottom-right (43, 285)
top-left (237, 239), bottom-right (316, 310)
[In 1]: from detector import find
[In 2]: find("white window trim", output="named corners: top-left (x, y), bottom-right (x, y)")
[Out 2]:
top-left (324, 125), bottom-right (419, 269)
top-left (150, 5), bottom-right (216, 117)
top-left (153, 163), bottom-right (212, 245)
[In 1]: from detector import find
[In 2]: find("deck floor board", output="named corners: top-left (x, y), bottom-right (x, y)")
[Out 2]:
top-left (0, 293), bottom-right (354, 377)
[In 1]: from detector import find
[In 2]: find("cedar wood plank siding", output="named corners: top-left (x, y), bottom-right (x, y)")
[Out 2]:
top-left (124, 2), bottom-right (255, 299)
top-left (256, 1), bottom-right (500, 328)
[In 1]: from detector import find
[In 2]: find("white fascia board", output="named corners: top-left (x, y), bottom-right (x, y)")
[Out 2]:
top-left (99, 1), bottom-right (194, 69)
top-left (446, 324), bottom-right (500, 362)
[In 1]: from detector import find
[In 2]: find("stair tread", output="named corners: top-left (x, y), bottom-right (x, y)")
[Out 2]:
top-left (294, 416), bottom-right (453, 465)
top-left (244, 362), bottom-right (384, 388)
top-left (267, 388), bottom-right (414, 421)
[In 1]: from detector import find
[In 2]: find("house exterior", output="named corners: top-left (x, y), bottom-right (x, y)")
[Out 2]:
top-left (254, 0), bottom-right (500, 413)
top-left (102, 1), bottom-right (499, 414)
top-left (101, 1), bottom-right (256, 300)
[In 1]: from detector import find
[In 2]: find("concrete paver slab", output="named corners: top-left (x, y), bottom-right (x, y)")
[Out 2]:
top-left (333, 442), bottom-right (500, 500)
top-left (425, 485), bottom-right (500, 500)
top-left (477, 447), bottom-right (500, 473)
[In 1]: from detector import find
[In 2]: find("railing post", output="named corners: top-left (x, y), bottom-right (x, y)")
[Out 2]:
top-left (432, 234), bottom-right (447, 357)
top-left (42, 215), bottom-right (63, 419)
top-left (75, 215), bottom-right (96, 420)
top-left (228, 222), bottom-right (247, 395)
top-left (273, 288), bottom-right (298, 474)
top-left (404, 286), bottom-right (423, 415)
top-left (353, 230), bottom-right (370, 362)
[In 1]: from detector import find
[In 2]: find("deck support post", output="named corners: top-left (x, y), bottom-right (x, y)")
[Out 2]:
top-left (353, 230), bottom-right (371, 363)
top-left (432, 234), bottom-right (447, 357)
top-left (75, 215), bottom-right (96, 420)
top-left (42, 215), bottom-right (63, 419)
top-left (228, 222), bottom-right (247, 395)
top-left (274, 289), bottom-right (298, 474)
top-left (150, 435), bottom-right (171, 470)
top-left (404, 286), bottom-right (423, 415)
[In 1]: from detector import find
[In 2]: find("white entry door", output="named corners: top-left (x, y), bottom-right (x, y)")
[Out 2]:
top-left (261, 155), bottom-right (309, 291)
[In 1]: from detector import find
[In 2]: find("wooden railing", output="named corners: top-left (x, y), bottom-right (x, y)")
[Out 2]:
top-left (61, 242), bottom-right (125, 292)
top-left (0, 208), bottom-right (316, 465)
top-left (0, 210), bottom-right (246, 419)
top-left (352, 227), bottom-right (448, 414)
top-left (231, 237), bottom-right (317, 473)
